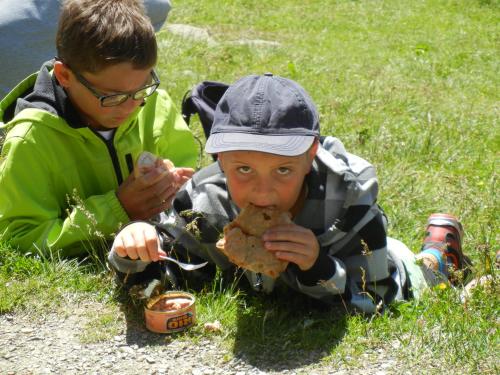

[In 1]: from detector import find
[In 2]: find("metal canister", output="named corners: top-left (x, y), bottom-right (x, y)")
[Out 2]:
top-left (144, 291), bottom-right (196, 333)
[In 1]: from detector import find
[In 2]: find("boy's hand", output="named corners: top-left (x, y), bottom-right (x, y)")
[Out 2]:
top-left (117, 158), bottom-right (194, 220)
top-left (262, 223), bottom-right (320, 271)
top-left (113, 222), bottom-right (165, 262)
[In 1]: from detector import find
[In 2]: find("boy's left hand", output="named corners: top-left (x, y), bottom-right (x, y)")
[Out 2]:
top-left (262, 223), bottom-right (319, 271)
top-left (117, 158), bottom-right (194, 220)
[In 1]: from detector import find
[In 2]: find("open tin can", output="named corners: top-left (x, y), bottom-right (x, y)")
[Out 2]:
top-left (144, 291), bottom-right (196, 333)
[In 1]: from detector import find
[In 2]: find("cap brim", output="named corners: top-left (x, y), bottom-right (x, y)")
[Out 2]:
top-left (205, 133), bottom-right (315, 156)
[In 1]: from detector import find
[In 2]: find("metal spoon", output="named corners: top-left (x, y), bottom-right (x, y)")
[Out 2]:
top-left (158, 255), bottom-right (208, 271)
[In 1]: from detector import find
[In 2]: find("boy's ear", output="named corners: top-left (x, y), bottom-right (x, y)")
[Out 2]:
top-left (216, 154), bottom-right (225, 172)
top-left (305, 139), bottom-right (319, 173)
top-left (53, 61), bottom-right (72, 88)
top-left (307, 138), bottom-right (319, 161)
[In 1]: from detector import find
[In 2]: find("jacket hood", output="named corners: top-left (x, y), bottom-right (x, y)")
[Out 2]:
top-left (1, 60), bottom-right (84, 128)
top-left (15, 60), bottom-right (84, 128)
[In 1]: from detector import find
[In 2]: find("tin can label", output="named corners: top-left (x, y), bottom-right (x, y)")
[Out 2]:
top-left (166, 312), bottom-right (194, 332)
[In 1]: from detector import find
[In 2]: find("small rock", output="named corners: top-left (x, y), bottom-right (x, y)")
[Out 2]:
top-left (203, 320), bottom-right (222, 333)
top-left (381, 362), bottom-right (393, 369)
top-left (28, 336), bottom-right (43, 341)
top-left (166, 24), bottom-right (216, 46)
top-left (226, 39), bottom-right (281, 47)
top-left (119, 346), bottom-right (135, 355)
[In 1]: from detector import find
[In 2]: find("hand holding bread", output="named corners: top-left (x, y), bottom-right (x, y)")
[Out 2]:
top-left (216, 204), bottom-right (291, 278)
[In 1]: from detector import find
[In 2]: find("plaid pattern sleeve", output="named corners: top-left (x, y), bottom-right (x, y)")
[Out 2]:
top-left (283, 137), bottom-right (393, 312)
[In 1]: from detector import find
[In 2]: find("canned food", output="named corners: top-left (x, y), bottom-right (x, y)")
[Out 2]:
top-left (144, 291), bottom-right (196, 333)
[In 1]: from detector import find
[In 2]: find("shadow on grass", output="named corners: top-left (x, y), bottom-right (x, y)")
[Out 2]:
top-left (231, 286), bottom-right (348, 371)
top-left (112, 263), bottom-right (220, 348)
top-left (120, 304), bottom-right (161, 344)
top-left (109, 267), bottom-right (175, 347)
top-left (113, 266), bottom-right (348, 370)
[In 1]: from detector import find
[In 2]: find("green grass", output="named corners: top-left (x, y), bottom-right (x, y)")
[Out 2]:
top-left (1, 0), bottom-right (499, 373)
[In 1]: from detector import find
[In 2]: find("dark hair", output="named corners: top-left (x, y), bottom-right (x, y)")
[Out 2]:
top-left (56, 0), bottom-right (157, 73)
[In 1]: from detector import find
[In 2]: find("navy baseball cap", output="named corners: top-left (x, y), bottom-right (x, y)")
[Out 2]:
top-left (205, 73), bottom-right (320, 156)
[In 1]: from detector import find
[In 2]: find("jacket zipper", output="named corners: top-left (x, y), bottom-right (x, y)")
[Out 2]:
top-left (94, 131), bottom-right (124, 185)
top-left (125, 153), bottom-right (134, 175)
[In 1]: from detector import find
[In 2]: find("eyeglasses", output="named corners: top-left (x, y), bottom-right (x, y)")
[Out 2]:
top-left (72, 69), bottom-right (160, 107)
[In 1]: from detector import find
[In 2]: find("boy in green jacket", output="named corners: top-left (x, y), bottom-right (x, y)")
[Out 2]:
top-left (0, 0), bottom-right (197, 257)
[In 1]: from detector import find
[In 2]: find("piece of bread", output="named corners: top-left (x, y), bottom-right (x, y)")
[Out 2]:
top-left (216, 204), bottom-right (291, 278)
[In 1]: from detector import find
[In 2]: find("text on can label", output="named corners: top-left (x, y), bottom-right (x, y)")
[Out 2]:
top-left (166, 312), bottom-right (194, 331)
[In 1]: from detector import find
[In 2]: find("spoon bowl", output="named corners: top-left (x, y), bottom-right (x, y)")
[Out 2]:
top-left (159, 255), bottom-right (208, 271)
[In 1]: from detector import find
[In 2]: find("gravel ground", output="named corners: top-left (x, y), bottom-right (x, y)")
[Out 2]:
top-left (0, 299), bottom-right (409, 375)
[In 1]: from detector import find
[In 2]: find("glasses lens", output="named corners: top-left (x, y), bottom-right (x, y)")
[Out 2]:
top-left (101, 94), bottom-right (128, 107)
top-left (133, 84), bottom-right (158, 100)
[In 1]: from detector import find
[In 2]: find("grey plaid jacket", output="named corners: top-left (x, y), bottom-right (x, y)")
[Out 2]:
top-left (109, 136), bottom-right (410, 313)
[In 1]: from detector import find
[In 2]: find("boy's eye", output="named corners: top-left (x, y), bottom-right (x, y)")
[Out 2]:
top-left (237, 166), bottom-right (252, 174)
top-left (277, 167), bottom-right (291, 175)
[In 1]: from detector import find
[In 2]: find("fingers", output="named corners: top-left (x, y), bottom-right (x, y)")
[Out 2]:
top-left (143, 168), bottom-right (191, 208)
top-left (118, 158), bottom-right (194, 220)
top-left (271, 249), bottom-right (311, 269)
top-left (141, 224), bottom-right (161, 262)
top-left (176, 167), bottom-right (195, 179)
top-left (113, 235), bottom-right (128, 258)
top-left (267, 244), bottom-right (317, 271)
top-left (118, 227), bottom-right (140, 259)
top-left (142, 169), bottom-right (187, 200)
top-left (164, 168), bottom-right (194, 188)
top-left (262, 224), bottom-right (319, 271)
top-left (112, 222), bottom-right (160, 262)
top-left (122, 174), bottom-right (178, 218)
top-left (159, 158), bottom-right (174, 171)
top-left (155, 182), bottom-right (178, 204)
top-left (262, 224), bottom-right (310, 251)
top-left (134, 160), bottom-right (193, 191)
top-left (141, 167), bottom-right (175, 186)
top-left (264, 240), bottom-right (311, 268)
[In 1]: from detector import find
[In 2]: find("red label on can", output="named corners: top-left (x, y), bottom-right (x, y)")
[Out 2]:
top-left (166, 312), bottom-right (194, 332)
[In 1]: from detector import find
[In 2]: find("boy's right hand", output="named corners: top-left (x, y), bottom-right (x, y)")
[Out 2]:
top-left (113, 222), bottom-right (165, 262)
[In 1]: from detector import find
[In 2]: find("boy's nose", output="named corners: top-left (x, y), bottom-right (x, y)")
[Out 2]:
top-left (254, 179), bottom-right (272, 193)
top-left (252, 180), bottom-right (276, 206)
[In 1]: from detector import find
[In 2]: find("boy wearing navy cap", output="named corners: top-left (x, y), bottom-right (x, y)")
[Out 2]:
top-left (109, 74), bottom-right (468, 312)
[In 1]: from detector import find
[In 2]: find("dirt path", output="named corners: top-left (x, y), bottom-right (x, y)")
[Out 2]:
top-left (0, 299), bottom-right (407, 375)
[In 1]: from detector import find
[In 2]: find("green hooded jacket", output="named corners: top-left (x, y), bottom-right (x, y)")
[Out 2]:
top-left (0, 61), bottom-right (198, 257)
